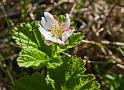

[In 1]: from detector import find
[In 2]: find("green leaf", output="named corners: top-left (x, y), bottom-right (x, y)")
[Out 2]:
top-left (57, 32), bottom-right (83, 53)
top-left (12, 22), bottom-right (39, 49)
top-left (47, 57), bottom-right (63, 69)
top-left (17, 48), bottom-right (50, 68)
top-left (68, 32), bottom-right (84, 48)
top-left (17, 48), bottom-right (62, 69)
top-left (49, 55), bottom-right (100, 90)
top-left (11, 73), bottom-right (53, 90)
top-left (58, 15), bottom-right (66, 22)
top-left (13, 29), bottom-right (38, 49)
top-left (12, 22), bottom-right (53, 57)
top-left (78, 75), bottom-right (100, 90)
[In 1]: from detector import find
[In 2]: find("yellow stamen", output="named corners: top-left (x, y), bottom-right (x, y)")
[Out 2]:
top-left (51, 20), bottom-right (62, 38)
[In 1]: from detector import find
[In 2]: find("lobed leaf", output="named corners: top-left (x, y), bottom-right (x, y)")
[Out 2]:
top-left (12, 22), bottom-right (53, 57)
top-left (17, 48), bottom-right (62, 69)
top-left (17, 48), bottom-right (50, 68)
top-left (49, 55), bottom-right (100, 90)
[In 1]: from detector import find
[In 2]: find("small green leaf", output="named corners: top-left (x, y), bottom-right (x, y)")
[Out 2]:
top-left (68, 32), bottom-right (84, 48)
top-left (58, 15), bottom-right (66, 22)
top-left (17, 48), bottom-right (50, 68)
top-left (57, 32), bottom-right (84, 53)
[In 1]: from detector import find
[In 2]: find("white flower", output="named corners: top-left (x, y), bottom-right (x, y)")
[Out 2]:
top-left (39, 12), bottom-right (74, 45)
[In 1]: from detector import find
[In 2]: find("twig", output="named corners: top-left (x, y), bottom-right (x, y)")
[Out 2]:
top-left (101, 40), bottom-right (124, 46)
top-left (62, 52), bottom-right (108, 64)
top-left (62, 52), bottom-right (124, 68)
top-left (82, 40), bottom-right (124, 46)
top-left (62, 52), bottom-right (106, 64)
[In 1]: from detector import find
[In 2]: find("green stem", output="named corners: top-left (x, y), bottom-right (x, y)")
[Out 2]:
top-left (55, 45), bottom-right (57, 53)
top-left (6, 67), bottom-right (15, 85)
top-left (53, 44), bottom-right (58, 58)
top-left (0, 53), bottom-right (15, 85)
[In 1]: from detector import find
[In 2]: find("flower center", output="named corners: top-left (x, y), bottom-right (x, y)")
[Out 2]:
top-left (51, 20), bottom-right (62, 39)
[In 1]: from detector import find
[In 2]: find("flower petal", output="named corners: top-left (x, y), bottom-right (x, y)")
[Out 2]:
top-left (39, 25), bottom-right (64, 44)
top-left (39, 25), bottom-right (52, 40)
top-left (63, 14), bottom-right (70, 30)
top-left (44, 12), bottom-right (55, 30)
top-left (62, 29), bottom-right (74, 42)
top-left (41, 17), bottom-right (49, 30)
